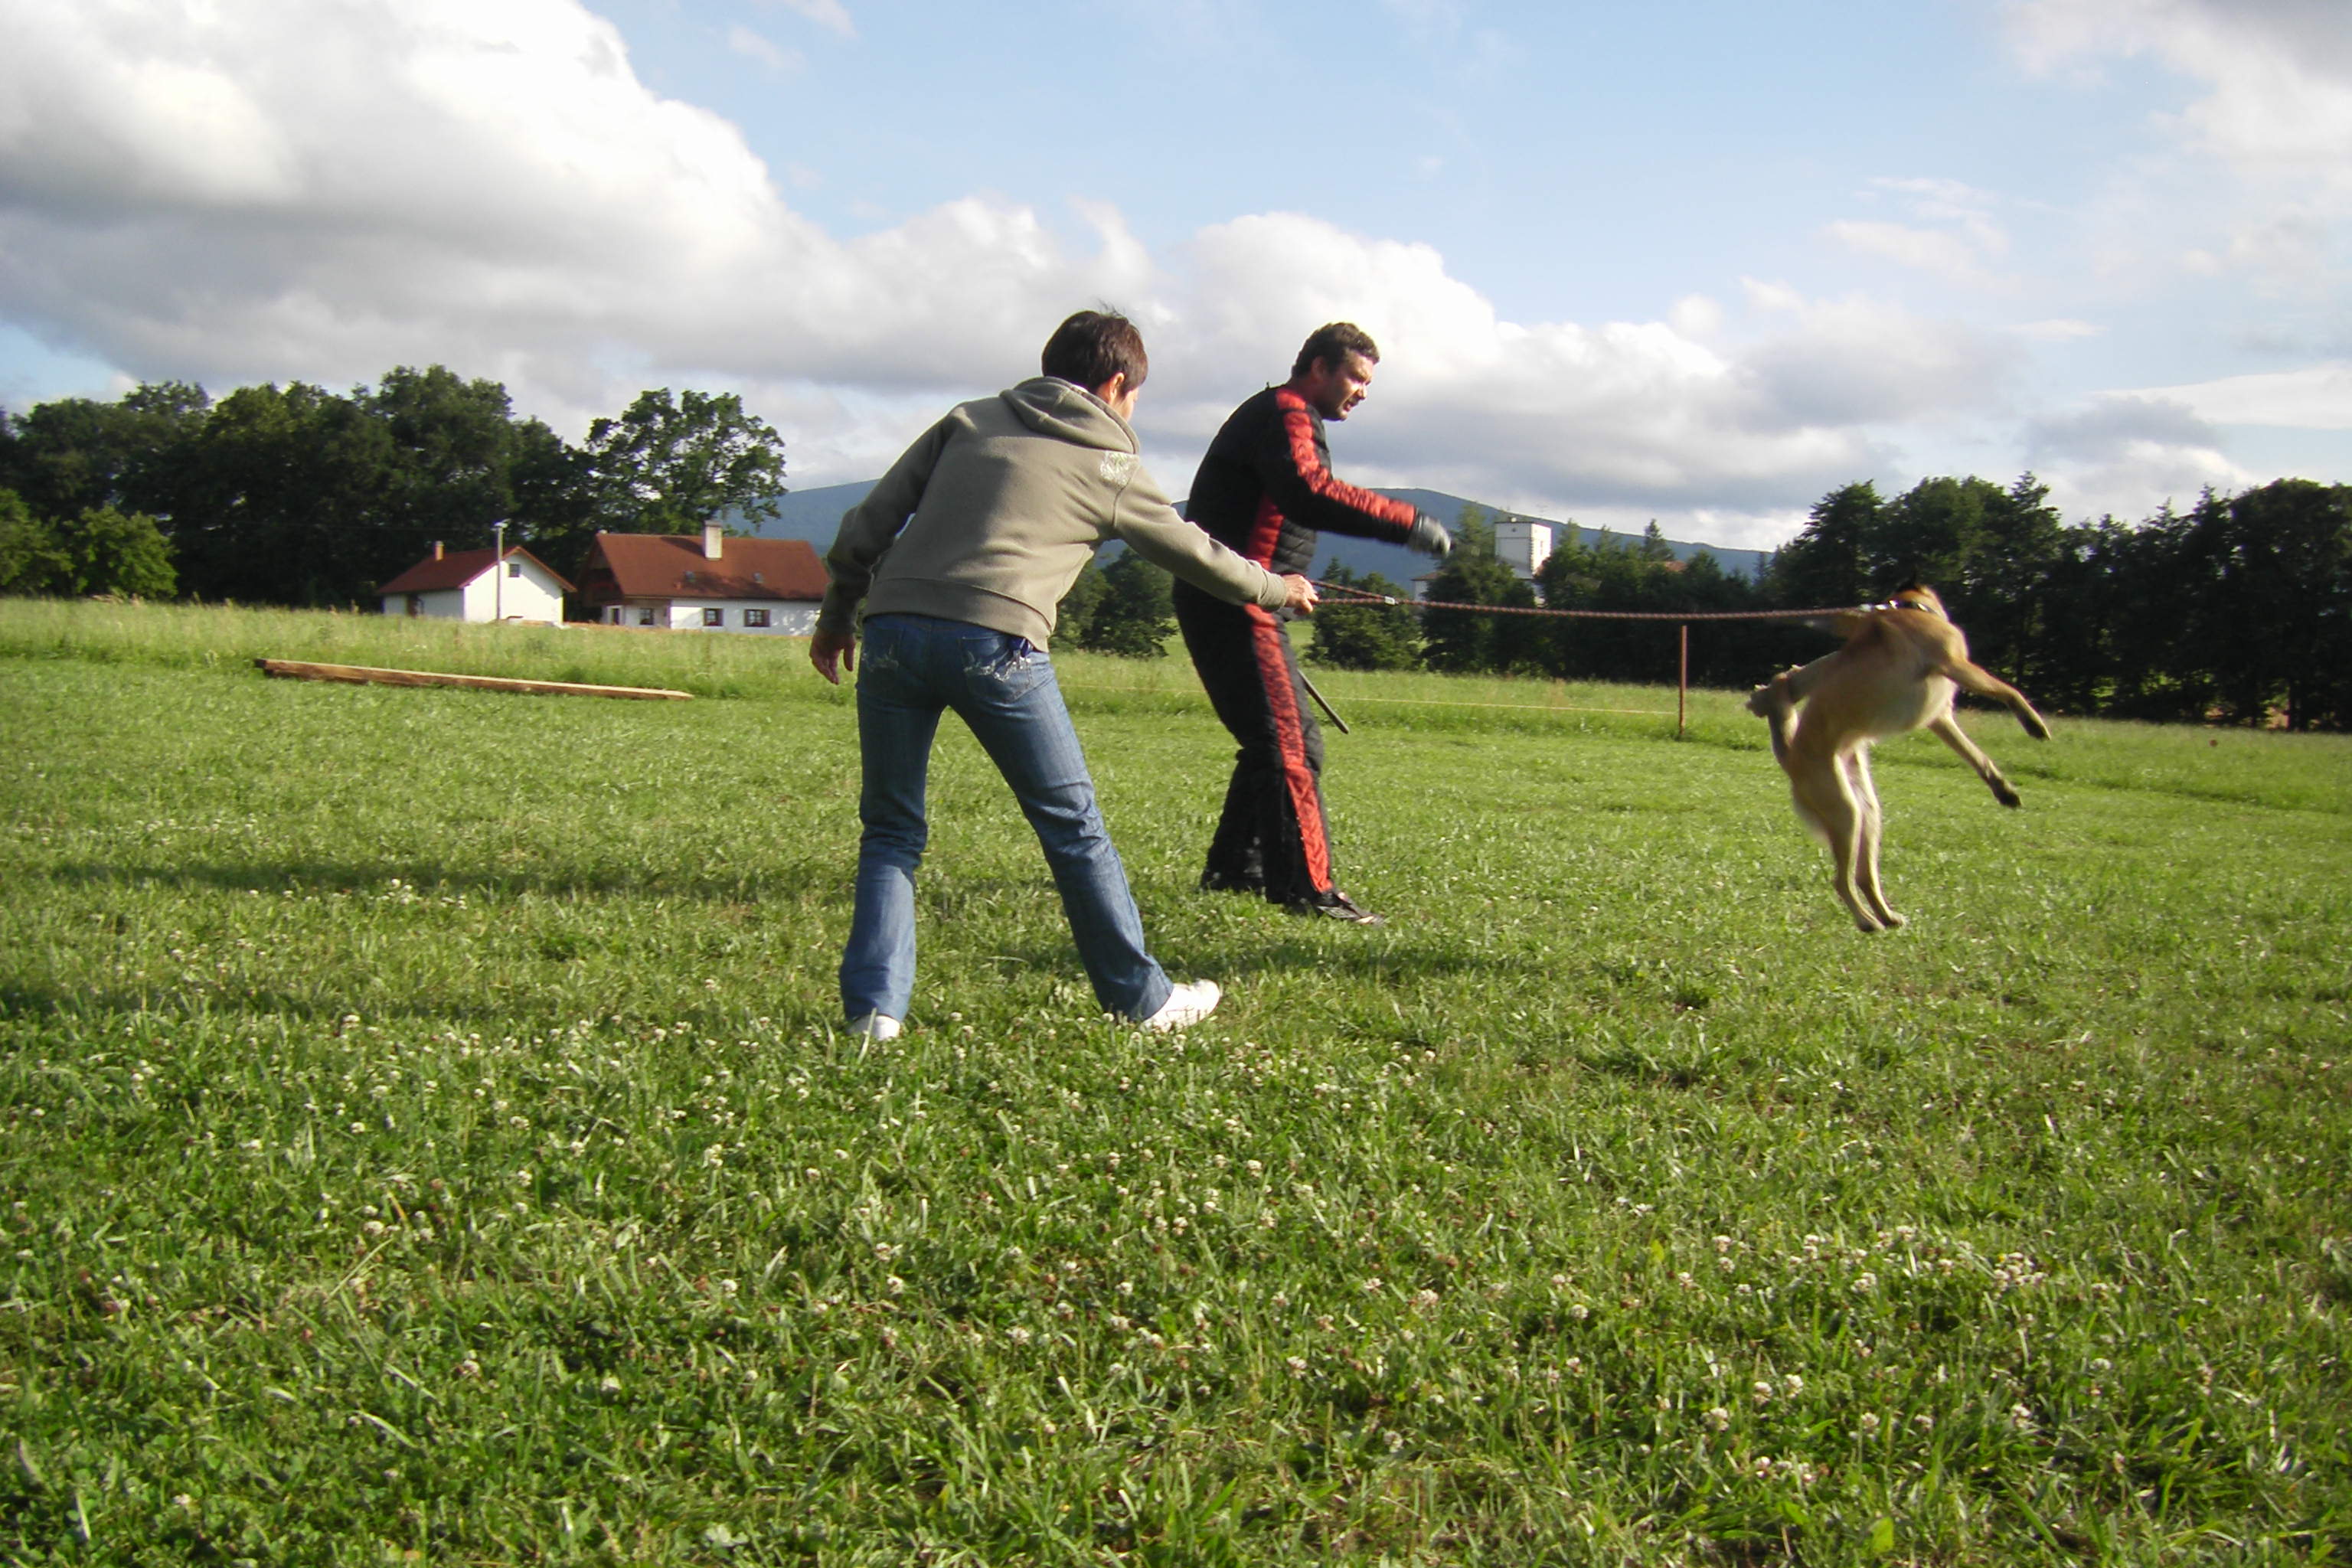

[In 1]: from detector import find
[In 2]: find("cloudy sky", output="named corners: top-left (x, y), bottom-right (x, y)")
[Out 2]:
top-left (2, 0), bottom-right (2347, 550)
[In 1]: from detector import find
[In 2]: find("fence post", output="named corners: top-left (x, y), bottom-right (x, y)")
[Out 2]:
top-left (1677, 622), bottom-right (1688, 738)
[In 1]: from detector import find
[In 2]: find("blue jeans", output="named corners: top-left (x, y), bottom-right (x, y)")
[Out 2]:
top-left (841, 614), bottom-right (1174, 1024)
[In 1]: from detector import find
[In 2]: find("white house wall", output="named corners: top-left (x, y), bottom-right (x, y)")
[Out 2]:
top-left (606, 599), bottom-right (820, 634)
top-left (461, 568), bottom-right (565, 622)
top-left (668, 598), bottom-right (817, 634)
top-left (381, 587), bottom-right (467, 619)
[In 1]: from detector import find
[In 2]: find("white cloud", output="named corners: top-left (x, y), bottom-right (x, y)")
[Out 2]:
top-left (2005, 0), bottom-right (2352, 178)
top-left (726, 26), bottom-right (803, 74)
top-left (2007, 318), bottom-right (2102, 341)
top-left (2024, 393), bottom-right (2255, 518)
top-left (761, 0), bottom-right (856, 41)
top-left (1826, 177), bottom-right (2012, 289)
top-left (2115, 362), bottom-right (2352, 430)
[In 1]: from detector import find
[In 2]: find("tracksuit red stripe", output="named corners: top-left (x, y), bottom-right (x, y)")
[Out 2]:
top-left (1246, 602), bottom-right (1331, 889)
top-left (1275, 389), bottom-right (1416, 534)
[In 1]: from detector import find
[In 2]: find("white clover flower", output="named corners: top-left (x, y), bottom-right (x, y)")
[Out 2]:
top-left (1753, 1380), bottom-right (1774, 1404)
top-left (1286, 1356), bottom-right (1308, 1377)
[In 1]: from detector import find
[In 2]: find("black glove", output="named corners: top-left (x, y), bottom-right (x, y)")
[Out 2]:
top-left (1406, 513), bottom-right (1454, 558)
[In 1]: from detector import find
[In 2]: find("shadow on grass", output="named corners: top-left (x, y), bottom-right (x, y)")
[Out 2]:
top-left (33, 858), bottom-right (844, 906)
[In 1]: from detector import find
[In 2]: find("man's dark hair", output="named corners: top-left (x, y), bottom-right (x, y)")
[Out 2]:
top-left (1292, 322), bottom-right (1380, 379)
top-left (1041, 310), bottom-right (1148, 392)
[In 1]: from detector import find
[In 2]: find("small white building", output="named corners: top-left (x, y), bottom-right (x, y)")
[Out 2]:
top-left (1494, 517), bottom-right (1555, 580)
top-left (379, 543), bottom-right (572, 622)
top-left (577, 524), bottom-right (828, 634)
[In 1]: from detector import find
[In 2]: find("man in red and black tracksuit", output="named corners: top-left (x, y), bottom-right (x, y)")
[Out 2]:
top-left (1174, 322), bottom-right (1454, 925)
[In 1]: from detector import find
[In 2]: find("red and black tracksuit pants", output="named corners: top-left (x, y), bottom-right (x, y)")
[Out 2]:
top-left (1172, 580), bottom-right (1337, 905)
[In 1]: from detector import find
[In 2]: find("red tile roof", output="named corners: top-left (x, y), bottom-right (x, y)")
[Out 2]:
top-left (580, 532), bottom-right (828, 603)
top-left (380, 546), bottom-right (573, 595)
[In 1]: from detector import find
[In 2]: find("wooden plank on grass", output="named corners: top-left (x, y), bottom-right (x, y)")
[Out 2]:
top-left (256, 658), bottom-right (692, 701)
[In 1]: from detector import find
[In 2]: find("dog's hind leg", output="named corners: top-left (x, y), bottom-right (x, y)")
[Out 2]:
top-left (1844, 746), bottom-right (1904, 929)
top-left (1928, 712), bottom-right (2024, 808)
top-left (1794, 750), bottom-right (1885, 933)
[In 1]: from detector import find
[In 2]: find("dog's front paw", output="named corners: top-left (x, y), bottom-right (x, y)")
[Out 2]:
top-left (1746, 682), bottom-right (1784, 719)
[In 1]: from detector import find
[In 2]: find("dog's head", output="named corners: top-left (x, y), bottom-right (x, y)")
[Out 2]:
top-left (1886, 583), bottom-right (1947, 619)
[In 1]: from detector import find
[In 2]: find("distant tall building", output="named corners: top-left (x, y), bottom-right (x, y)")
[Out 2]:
top-left (1494, 517), bottom-right (1555, 580)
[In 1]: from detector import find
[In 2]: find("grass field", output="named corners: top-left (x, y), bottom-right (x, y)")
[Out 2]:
top-left (2, 598), bottom-right (2347, 1565)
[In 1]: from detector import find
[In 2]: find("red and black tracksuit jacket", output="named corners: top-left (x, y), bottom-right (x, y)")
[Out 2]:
top-left (1173, 385), bottom-right (1418, 903)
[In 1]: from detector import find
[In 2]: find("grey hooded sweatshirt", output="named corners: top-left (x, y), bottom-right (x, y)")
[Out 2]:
top-left (817, 377), bottom-right (1290, 648)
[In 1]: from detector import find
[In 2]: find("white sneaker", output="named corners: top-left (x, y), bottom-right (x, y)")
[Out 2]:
top-left (1143, 979), bottom-right (1220, 1031)
top-left (844, 1013), bottom-right (901, 1040)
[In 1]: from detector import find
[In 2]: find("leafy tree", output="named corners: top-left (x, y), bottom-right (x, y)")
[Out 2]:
top-left (358, 366), bottom-right (524, 565)
top-left (507, 417), bottom-right (606, 576)
top-left (0, 488), bottom-right (68, 593)
top-left (0, 381), bottom-right (210, 524)
top-left (1420, 505), bottom-right (1538, 673)
top-left (1962, 472), bottom-right (2068, 686)
top-left (166, 381), bottom-right (397, 605)
top-left (1766, 482), bottom-right (1879, 610)
top-left (1871, 475), bottom-right (2001, 599)
top-left (1073, 549), bottom-right (1176, 658)
top-left (47, 505), bottom-right (177, 598)
top-left (2179, 479), bottom-right (2352, 729)
top-left (1308, 560), bottom-right (1422, 671)
top-left (584, 389), bottom-right (786, 533)
top-left (1054, 558), bottom-right (1110, 641)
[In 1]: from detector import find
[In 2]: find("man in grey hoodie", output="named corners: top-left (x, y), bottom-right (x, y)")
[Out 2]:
top-left (811, 311), bottom-right (1317, 1038)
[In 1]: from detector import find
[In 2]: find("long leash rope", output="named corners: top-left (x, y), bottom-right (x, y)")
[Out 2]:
top-left (1308, 580), bottom-right (1847, 623)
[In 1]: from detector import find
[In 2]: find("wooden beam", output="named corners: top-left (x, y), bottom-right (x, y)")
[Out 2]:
top-left (256, 658), bottom-right (692, 701)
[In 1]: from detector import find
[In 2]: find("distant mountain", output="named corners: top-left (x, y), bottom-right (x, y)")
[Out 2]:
top-left (726, 480), bottom-right (1769, 582)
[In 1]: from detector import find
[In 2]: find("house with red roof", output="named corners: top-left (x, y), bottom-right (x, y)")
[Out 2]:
top-left (378, 543), bottom-right (573, 622)
top-left (575, 524), bottom-right (828, 634)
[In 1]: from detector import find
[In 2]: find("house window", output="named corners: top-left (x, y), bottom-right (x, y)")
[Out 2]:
top-left (638, 607), bottom-right (656, 626)
top-left (405, 593), bottom-right (423, 617)
top-left (507, 562), bottom-right (523, 578)
top-left (702, 608), bottom-right (725, 627)
top-left (743, 607), bottom-right (770, 628)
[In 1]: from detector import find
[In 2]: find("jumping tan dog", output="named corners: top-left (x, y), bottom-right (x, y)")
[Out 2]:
top-left (1746, 586), bottom-right (2050, 932)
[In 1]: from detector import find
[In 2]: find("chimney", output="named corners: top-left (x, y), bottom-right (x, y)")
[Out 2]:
top-left (433, 541), bottom-right (444, 560)
top-left (702, 522), bottom-right (724, 560)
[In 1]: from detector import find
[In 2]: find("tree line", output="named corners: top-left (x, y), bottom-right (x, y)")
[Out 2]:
top-left (1294, 479), bottom-right (2352, 731)
top-left (0, 368), bottom-right (786, 606)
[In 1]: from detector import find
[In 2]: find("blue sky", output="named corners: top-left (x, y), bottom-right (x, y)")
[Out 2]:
top-left (2, 0), bottom-right (2347, 550)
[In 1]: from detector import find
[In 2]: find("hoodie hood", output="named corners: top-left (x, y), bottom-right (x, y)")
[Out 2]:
top-left (999, 377), bottom-right (1136, 453)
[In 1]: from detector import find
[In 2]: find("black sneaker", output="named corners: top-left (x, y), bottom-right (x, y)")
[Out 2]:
top-left (1288, 890), bottom-right (1385, 926)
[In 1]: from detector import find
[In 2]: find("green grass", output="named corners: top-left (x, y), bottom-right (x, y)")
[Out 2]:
top-left (2, 597), bottom-right (2347, 1564)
